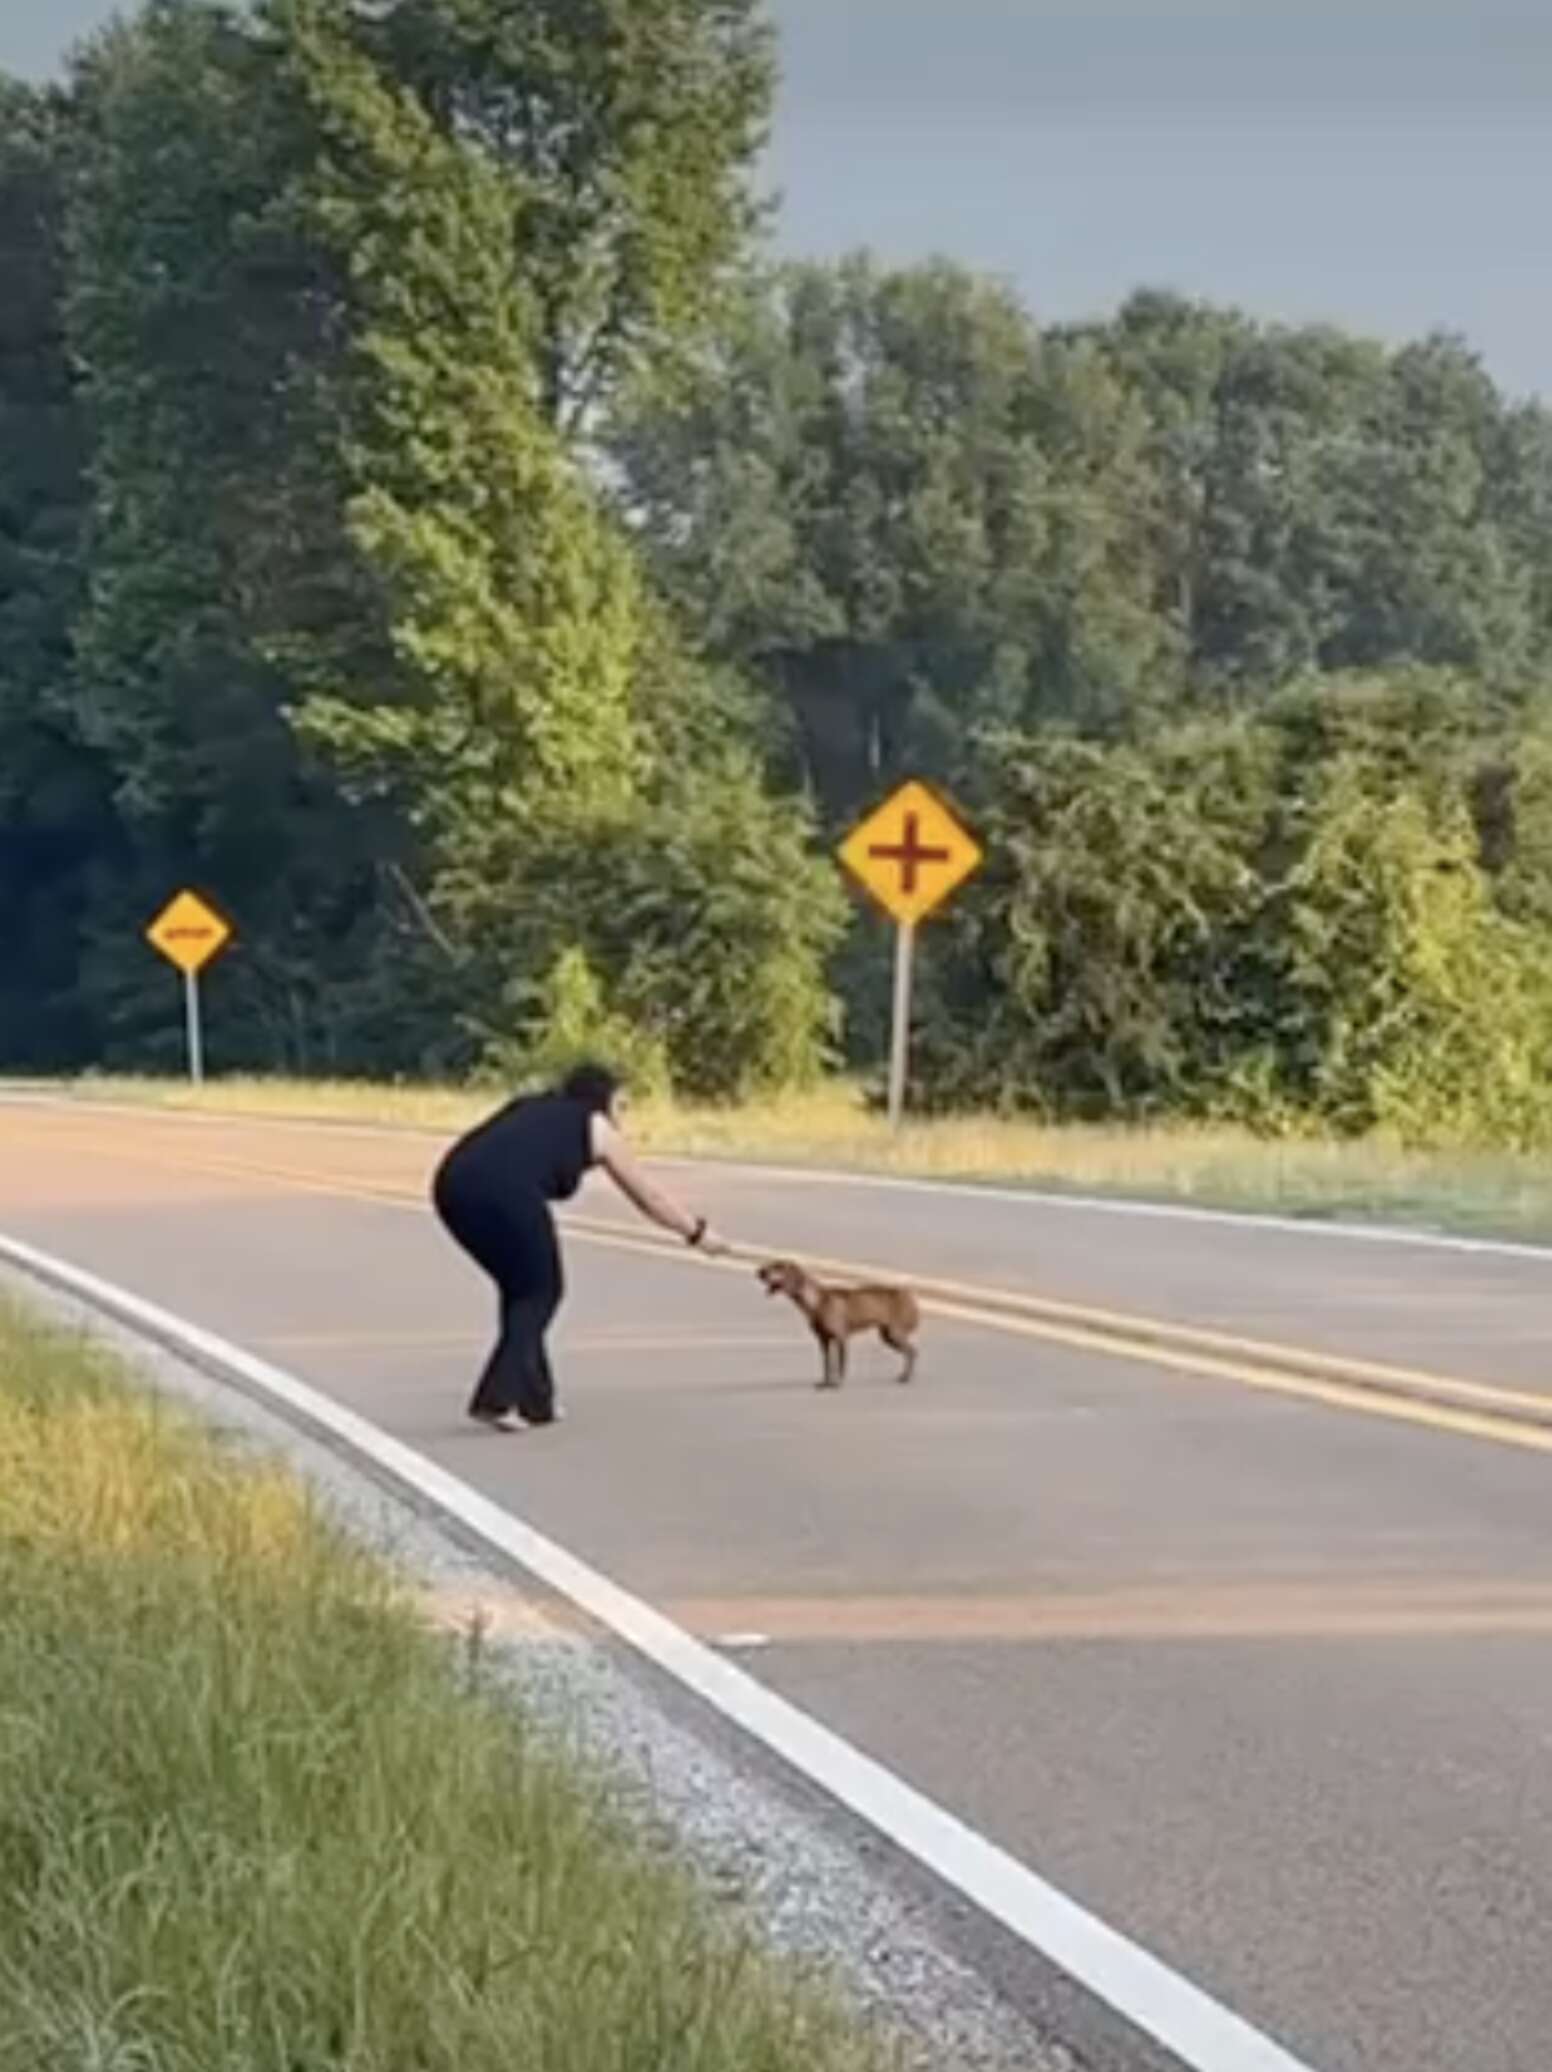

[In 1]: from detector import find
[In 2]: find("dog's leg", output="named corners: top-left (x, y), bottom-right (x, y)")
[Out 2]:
top-left (815, 1329), bottom-right (839, 1390)
top-left (882, 1326), bottom-right (917, 1384)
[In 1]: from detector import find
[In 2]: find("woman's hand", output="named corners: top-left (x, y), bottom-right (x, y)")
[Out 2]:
top-left (692, 1225), bottom-right (732, 1259)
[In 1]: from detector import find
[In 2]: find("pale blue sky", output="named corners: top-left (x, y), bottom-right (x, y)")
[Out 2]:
top-left (8, 0), bottom-right (1550, 397)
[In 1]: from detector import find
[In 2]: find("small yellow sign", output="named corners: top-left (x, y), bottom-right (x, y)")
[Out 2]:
top-left (146, 890), bottom-right (232, 977)
top-left (838, 780), bottom-right (983, 927)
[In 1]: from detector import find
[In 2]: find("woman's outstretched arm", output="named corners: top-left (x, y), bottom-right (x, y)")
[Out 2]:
top-left (590, 1116), bottom-right (730, 1254)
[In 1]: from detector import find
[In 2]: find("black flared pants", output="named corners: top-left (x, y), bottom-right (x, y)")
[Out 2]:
top-left (433, 1176), bottom-right (563, 1425)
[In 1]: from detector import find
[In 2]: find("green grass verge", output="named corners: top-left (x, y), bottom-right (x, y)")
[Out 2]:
top-left (0, 1297), bottom-right (895, 2072)
top-left (44, 1072), bottom-right (1552, 1246)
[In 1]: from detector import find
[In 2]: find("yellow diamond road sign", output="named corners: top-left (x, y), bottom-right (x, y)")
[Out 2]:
top-left (838, 780), bottom-right (983, 927)
top-left (146, 890), bottom-right (232, 977)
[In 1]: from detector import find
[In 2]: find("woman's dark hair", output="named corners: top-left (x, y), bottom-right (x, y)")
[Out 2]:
top-left (559, 1062), bottom-right (621, 1115)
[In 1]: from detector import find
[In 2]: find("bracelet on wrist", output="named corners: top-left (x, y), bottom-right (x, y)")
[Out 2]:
top-left (687, 1216), bottom-right (708, 1249)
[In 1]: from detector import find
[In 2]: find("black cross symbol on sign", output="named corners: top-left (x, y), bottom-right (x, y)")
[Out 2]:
top-left (868, 812), bottom-right (951, 896)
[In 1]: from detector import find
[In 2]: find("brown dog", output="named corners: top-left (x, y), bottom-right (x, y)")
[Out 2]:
top-left (758, 1259), bottom-right (920, 1390)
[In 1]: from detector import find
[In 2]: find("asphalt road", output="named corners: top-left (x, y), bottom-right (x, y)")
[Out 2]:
top-left (4, 1099), bottom-right (1552, 2072)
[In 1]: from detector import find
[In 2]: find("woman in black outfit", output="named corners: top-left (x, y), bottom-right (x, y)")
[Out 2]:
top-left (432, 1064), bottom-right (728, 1431)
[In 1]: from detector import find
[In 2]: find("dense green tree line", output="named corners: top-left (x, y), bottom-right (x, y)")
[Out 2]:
top-left (617, 264), bottom-right (1552, 803)
top-left (6, 0), bottom-right (1552, 1137)
top-left (612, 264), bottom-right (1552, 1138)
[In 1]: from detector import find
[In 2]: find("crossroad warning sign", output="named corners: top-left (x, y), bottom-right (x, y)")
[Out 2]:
top-left (146, 890), bottom-right (231, 977)
top-left (837, 779), bottom-right (984, 1129)
top-left (838, 780), bottom-right (983, 927)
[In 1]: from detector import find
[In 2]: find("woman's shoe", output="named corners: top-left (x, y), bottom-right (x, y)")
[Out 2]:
top-left (469, 1409), bottom-right (527, 1434)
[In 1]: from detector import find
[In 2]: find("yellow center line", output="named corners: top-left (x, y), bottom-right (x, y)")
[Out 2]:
top-left (7, 1120), bottom-right (1552, 1459)
top-left (665, 1580), bottom-right (1552, 1644)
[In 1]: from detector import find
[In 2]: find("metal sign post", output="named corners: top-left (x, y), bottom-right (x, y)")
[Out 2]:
top-left (887, 920), bottom-right (916, 1131)
top-left (184, 970), bottom-right (205, 1086)
top-left (838, 780), bottom-right (983, 1129)
top-left (146, 890), bottom-right (232, 1082)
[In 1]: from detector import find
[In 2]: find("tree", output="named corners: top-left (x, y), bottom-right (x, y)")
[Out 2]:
top-left (614, 255), bottom-right (1175, 818)
top-left (915, 721), bottom-right (1267, 1115)
top-left (29, 0), bottom-right (823, 1091)
top-left (274, 0), bottom-right (840, 1092)
top-left (365, 0), bottom-right (776, 434)
top-left (0, 76), bottom-right (120, 1067)
top-left (60, 0), bottom-right (421, 1073)
top-left (1081, 294), bottom-right (1552, 694)
top-left (915, 673), bottom-right (1552, 1146)
top-left (1323, 334), bottom-right (1539, 680)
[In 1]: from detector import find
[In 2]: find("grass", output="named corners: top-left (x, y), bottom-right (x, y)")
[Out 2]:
top-left (0, 1296), bottom-right (895, 2072)
top-left (46, 1070), bottom-right (1552, 1246)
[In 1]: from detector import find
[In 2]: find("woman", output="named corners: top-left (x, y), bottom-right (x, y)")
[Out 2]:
top-left (432, 1063), bottom-right (728, 1432)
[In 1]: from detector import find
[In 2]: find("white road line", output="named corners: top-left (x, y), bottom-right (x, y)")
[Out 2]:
top-left (5, 1086), bottom-right (1550, 1266)
top-left (0, 1228), bottom-right (1319, 2072)
top-left (648, 1156), bottom-right (1552, 1265)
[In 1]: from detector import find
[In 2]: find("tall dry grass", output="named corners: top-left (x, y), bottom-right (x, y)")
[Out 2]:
top-left (52, 1072), bottom-right (1552, 1243)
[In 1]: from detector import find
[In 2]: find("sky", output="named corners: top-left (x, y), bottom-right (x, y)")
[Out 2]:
top-left (7, 0), bottom-right (1551, 398)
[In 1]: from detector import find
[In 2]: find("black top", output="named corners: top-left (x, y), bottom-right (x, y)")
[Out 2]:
top-left (436, 1094), bottom-right (596, 1206)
